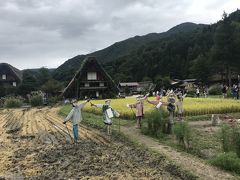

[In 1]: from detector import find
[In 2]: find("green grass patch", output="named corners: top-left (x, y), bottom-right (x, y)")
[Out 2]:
top-left (210, 152), bottom-right (240, 175)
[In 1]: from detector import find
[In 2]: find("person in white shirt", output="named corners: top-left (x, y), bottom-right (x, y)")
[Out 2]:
top-left (63, 99), bottom-right (90, 144)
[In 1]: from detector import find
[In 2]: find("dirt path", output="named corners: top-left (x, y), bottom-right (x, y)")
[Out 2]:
top-left (121, 126), bottom-right (239, 180)
top-left (0, 107), bottom-right (184, 179)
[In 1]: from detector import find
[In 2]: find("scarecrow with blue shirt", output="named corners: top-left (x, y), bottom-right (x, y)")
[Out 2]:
top-left (63, 99), bottom-right (90, 144)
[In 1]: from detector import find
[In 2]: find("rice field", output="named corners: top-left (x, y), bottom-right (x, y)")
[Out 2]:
top-left (80, 97), bottom-right (240, 119)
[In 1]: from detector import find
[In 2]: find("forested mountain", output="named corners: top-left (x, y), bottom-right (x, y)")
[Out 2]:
top-left (54, 10), bottom-right (240, 86)
top-left (53, 22), bottom-right (202, 82)
top-left (105, 10), bottom-right (240, 85)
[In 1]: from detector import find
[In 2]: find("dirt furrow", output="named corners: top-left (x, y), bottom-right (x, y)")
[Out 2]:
top-left (45, 112), bottom-right (86, 141)
top-left (6, 110), bottom-right (24, 134)
top-left (20, 109), bottom-right (31, 137)
top-left (33, 111), bottom-right (54, 144)
top-left (46, 110), bottom-right (110, 145)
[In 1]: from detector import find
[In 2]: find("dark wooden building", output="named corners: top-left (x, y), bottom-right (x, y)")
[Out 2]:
top-left (118, 81), bottom-right (153, 95)
top-left (62, 56), bottom-right (119, 99)
top-left (0, 63), bottom-right (22, 87)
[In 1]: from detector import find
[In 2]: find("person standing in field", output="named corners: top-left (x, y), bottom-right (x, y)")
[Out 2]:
top-left (222, 85), bottom-right (227, 98)
top-left (203, 86), bottom-right (208, 98)
top-left (63, 99), bottom-right (90, 144)
top-left (127, 96), bottom-right (145, 129)
top-left (196, 87), bottom-right (200, 98)
top-left (90, 99), bottom-right (120, 135)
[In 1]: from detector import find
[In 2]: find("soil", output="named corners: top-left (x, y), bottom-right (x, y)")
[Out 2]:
top-left (0, 107), bottom-right (185, 179)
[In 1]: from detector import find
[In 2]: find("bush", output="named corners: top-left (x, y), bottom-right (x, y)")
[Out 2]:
top-left (30, 95), bottom-right (43, 107)
top-left (235, 128), bottom-right (240, 158)
top-left (48, 96), bottom-right (59, 106)
top-left (141, 109), bottom-right (168, 138)
top-left (220, 124), bottom-right (240, 157)
top-left (4, 97), bottom-right (23, 108)
top-left (210, 152), bottom-right (240, 175)
top-left (174, 122), bottom-right (192, 150)
top-left (221, 124), bottom-right (234, 152)
top-left (208, 84), bottom-right (222, 95)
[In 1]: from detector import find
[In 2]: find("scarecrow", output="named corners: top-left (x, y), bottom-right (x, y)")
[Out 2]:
top-left (127, 96), bottom-right (145, 129)
top-left (176, 92), bottom-right (187, 121)
top-left (91, 99), bottom-right (120, 135)
top-left (166, 91), bottom-right (176, 134)
top-left (63, 99), bottom-right (90, 144)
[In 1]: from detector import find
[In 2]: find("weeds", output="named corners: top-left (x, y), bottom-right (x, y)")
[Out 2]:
top-left (174, 122), bottom-right (192, 150)
top-left (30, 95), bottom-right (43, 107)
top-left (220, 124), bottom-right (240, 157)
top-left (141, 109), bottom-right (168, 138)
top-left (210, 152), bottom-right (240, 175)
top-left (4, 97), bottom-right (23, 108)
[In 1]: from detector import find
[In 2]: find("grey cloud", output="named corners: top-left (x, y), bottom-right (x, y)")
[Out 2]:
top-left (0, 0), bottom-right (238, 69)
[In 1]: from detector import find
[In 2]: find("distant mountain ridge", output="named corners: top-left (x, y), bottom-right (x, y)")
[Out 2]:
top-left (53, 22), bottom-right (204, 82)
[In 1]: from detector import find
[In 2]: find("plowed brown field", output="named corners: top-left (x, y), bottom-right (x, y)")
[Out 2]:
top-left (0, 107), bottom-right (187, 179)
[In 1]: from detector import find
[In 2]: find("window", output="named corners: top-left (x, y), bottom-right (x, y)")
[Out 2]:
top-left (87, 72), bottom-right (97, 80)
top-left (84, 83), bottom-right (89, 87)
top-left (12, 82), bottom-right (17, 87)
top-left (99, 82), bottom-right (104, 87)
top-left (2, 74), bottom-right (6, 80)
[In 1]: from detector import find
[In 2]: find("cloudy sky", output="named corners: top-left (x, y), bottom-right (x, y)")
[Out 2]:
top-left (0, 0), bottom-right (239, 69)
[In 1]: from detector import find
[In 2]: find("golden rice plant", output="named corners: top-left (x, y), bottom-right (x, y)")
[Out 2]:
top-left (81, 97), bottom-right (240, 119)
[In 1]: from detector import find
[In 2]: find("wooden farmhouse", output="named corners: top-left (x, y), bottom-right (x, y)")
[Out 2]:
top-left (62, 56), bottom-right (119, 99)
top-left (0, 63), bottom-right (22, 87)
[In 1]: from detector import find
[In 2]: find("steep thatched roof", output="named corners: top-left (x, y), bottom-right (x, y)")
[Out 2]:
top-left (62, 56), bottom-right (119, 96)
top-left (0, 63), bottom-right (23, 81)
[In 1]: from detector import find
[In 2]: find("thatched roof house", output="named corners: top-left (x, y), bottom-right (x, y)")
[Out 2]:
top-left (0, 63), bottom-right (22, 87)
top-left (62, 56), bottom-right (119, 99)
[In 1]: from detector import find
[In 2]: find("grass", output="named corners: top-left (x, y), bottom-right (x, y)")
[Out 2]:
top-left (210, 152), bottom-right (240, 175)
top-left (75, 97), bottom-right (240, 119)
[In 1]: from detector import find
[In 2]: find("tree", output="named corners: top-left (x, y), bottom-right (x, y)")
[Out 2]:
top-left (17, 71), bottom-right (39, 95)
top-left (154, 75), bottom-right (163, 90)
top-left (162, 76), bottom-right (171, 89)
top-left (142, 76), bottom-right (152, 82)
top-left (41, 79), bottom-right (63, 96)
top-left (190, 54), bottom-right (211, 83)
top-left (37, 67), bottom-right (52, 86)
top-left (211, 12), bottom-right (236, 86)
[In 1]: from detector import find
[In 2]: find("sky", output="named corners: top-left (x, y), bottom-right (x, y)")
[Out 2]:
top-left (0, 0), bottom-right (239, 70)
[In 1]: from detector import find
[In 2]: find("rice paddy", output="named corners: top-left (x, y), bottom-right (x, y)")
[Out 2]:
top-left (79, 97), bottom-right (240, 119)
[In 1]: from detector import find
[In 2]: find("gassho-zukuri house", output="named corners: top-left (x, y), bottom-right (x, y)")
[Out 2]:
top-left (0, 63), bottom-right (22, 87)
top-left (62, 56), bottom-right (119, 99)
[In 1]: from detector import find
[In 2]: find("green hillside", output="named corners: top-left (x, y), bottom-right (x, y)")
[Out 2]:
top-left (53, 22), bottom-right (202, 82)
top-left (106, 10), bottom-right (240, 84)
top-left (54, 10), bottom-right (240, 86)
